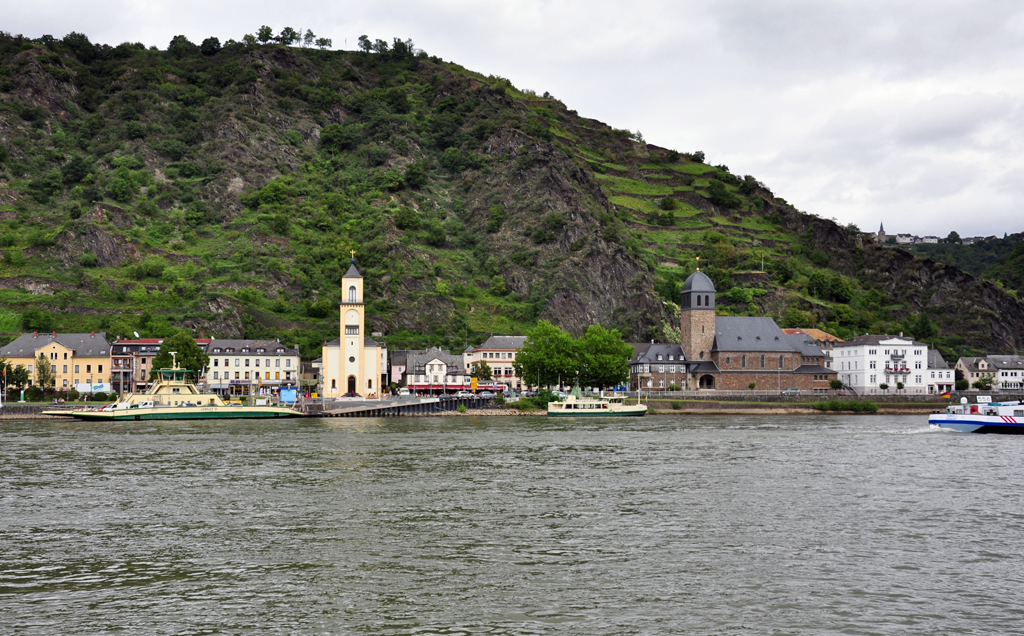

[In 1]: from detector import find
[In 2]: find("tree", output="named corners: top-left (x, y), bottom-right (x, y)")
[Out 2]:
top-left (879, 382), bottom-right (889, 393)
top-left (35, 353), bottom-right (55, 389)
top-left (302, 29), bottom-right (315, 48)
top-left (829, 379), bottom-right (844, 390)
top-left (576, 324), bottom-right (632, 390)
top-left (167, 35), bottom-right (197, 58)
top-left (513, 320), bottom-right (578, 388)
top-left (946, 231), bottom-right (961, 244)
top-left (896, 381), bottom-right (905, 393)
top-left (257, 25), bottom-right (274, 44)
top-left (490, 275), bottom-right (507, 296)
top-left (200, 37), bottom-right (221, 56)
top-left (149, 331), bottom-right (210, 379)
top-left (471, 360), bottom-right (493, 382)
top-left (357, 35), bottom-right (372, 52)
top-left (972, 377), bottom-right (992, 390)
top-left (315, 37), bottom-right (332, 50)
top-left (278, 27), bottom-right (300, 46)
top-left (956, 379), bottom-right (969, 391)
top-left (748, 382), bottom-right (756, 390)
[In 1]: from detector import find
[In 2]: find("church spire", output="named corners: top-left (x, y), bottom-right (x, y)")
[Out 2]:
top-left (879, 221), bottom-right (885, 233)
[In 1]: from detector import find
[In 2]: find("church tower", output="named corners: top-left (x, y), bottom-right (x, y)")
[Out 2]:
top-left (680, 270), bottom-right (716, 361)
top-left (340, 257), bottom-right (366, 396)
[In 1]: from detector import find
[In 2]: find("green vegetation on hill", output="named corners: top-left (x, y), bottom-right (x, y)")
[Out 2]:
top-left (909, 233), bottom-right (1024, 298)
top-left (0, 29), bottom-right (1022, 358)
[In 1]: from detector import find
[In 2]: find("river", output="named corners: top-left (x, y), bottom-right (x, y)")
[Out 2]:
top-left (1, 414), bottom-right (1022, 634)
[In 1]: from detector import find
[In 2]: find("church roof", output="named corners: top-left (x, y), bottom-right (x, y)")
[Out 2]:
top-left (712, 317), bottom-right (796, 352)
top-left (681, 270), bottom-right (715, 293)
top-left (343, 261), bottom-right (362, 279)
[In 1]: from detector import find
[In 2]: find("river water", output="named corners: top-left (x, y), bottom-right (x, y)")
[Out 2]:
top-left (1, 414), bottom-right (1022, 635)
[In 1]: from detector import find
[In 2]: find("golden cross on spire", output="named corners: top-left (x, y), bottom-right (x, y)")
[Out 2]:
top-left (350, 249), bottom-right (356, 260)
top-left (695, 256), bottom-right (701, 271)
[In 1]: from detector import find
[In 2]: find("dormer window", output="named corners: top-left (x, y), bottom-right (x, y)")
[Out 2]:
top-left (656, 354), bottom-right (663, 361)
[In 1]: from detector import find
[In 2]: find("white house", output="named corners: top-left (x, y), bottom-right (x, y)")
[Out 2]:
top-left (832, 334), bottom-right (930, 395)
top-left (927, 350), bottom-right (954, 395)
top-left (462, 335), bottom-right (527, 392)
top-left (206, 339), bottom-right (301, 399)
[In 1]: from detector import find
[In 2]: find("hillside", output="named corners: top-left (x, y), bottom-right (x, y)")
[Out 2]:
top-left (1, 30), bottom-right (1023, 359)
top-left (908, 233), bottom-right (1024, 297)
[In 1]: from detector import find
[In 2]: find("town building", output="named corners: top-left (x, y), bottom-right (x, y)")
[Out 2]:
top-left (832, 334), bottom-right (929, 395)
top-left (462, 335), bottom-right (528, 392)
top-left (678, 271), bottom-right (836, 392)
top-left (205, 339), bottom-right (301, 398)
top-left (389, 349), bottom-right (423, 389)
top-left (109, 337), bottom-right (212, 394)
top-left (955, 357), bottom-right (995, 386)
top-left (406, 346), bottom-right (472, 394)
top-left (320, 259), bottom-right (387, 399)
top-left (0, 331), bottom-right (111, 391)
top-left (927, 350), bottom-right (954, 395)
top-left (956, 355), bottom-right (1024, 391)
top-left (629, 343), bottom-right (686, 391)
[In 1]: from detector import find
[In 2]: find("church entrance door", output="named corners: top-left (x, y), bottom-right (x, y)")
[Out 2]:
top-left (347, 375), bottom-right (356, 395)
top-left (699, 374), bottom-right (716, 389)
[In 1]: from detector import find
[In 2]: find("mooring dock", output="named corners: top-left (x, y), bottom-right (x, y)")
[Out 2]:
top-left (304, 396), bottom-right (493, 417)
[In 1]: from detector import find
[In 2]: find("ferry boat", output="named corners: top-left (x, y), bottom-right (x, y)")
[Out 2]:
top-left (44, 365), bottom-right (304, 421)
top-left (929, 397), bottom-right (1024, 434)
top-left (547, 387), bottom-right (647, 417)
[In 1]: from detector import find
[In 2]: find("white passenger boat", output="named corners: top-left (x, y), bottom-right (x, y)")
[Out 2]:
top-left (929, 397), bottom-right (1024, 434)
top-left (547, 387), bottom-right (647, 417)
top-left (43, 365), bottom-right (303, 421)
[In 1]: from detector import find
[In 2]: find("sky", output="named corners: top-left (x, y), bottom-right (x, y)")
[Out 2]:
top-left (8, 0), bottom-right (1024, 237)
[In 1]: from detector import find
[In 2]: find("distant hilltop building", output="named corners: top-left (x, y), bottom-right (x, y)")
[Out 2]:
top-left (870, 221), bottom-right (940, 245)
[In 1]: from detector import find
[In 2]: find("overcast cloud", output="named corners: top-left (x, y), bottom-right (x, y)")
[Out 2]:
top-left (8, 0), bottom-right (1024, 237)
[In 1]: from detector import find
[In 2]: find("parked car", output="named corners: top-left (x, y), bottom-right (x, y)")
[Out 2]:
top-left (454, 390), bottom-right (474, 398)
top-left (398, 388), bottom-right (410, 396)
top-left (781, 387), bottom-right (800, 396)
top-left (523, 390), bottom-right (539, 398)
top-left (478, 391), bottom-right (497, 399)
top-left (439, 393), bottom-right (456, 401)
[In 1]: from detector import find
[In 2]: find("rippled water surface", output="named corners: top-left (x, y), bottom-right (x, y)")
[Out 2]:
top-left (2, 414), bottom-right (1024, 634)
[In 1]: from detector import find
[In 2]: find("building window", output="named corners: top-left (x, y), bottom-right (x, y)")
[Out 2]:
top-left (213, 371), bottom-right (219, 380)
top-left (331, 379), bottom-right (336, 389)
top-left (214, 359), bottom-right (219, 367)
top-left (235, 372), bottom-right (240, 379)
top-left (286, 359), bottom-right (291, 368)
top-left (63, 352), bottom-right (68, 360)
top-left (98, 364), bottom-right (103, 373)
top-left (86, 365), bottom-right (91, 373)
top-left (245, 372), bottom-right (250, 380)
top-left (276, 359), bottom-right (280, 367)
top-left (346, 325), bottom-right (359, 335)
top-left (779, 355), bottom-right (784, 369)
top-left (348, 286), bottom-right (358, 302)
top-left (235, 359), bottom-right (240, 367)
top-left (741, 355), bottom-right (746, 368)
top-left (245, 359), bottom-right (250, 367)
top-left (255, 359), bottom-right (260, 367)
top-left (75, 365), bottom-right (79, 373)
top-left (63, 365), bottom-right (68, 373)
top-left (760, 355), bottom-right (765, 368)
top-left (276, 372), bottom-right (280, 380)
top-left (697, 295), bottom-right (701, 306)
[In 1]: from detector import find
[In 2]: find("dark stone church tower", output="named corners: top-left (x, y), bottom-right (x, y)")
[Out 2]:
top-left (680, 271), bottom-right (716, 361)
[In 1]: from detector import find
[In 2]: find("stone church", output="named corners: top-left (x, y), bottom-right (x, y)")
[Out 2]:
top-left (679, 271), bottom-right (836, 392)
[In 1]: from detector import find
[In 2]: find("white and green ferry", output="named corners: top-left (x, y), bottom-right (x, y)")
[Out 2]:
top-left (45, 366), bottom-right (304, 421)
top-left (546, 387), bottom-right (647, 417)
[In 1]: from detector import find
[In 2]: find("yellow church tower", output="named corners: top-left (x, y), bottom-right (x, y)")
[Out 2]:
top-left (340, 255), bottom-right (366, 395)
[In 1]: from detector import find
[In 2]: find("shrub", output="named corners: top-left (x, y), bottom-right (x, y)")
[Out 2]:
top-left (829, 379), bottom-right (844, 390)
top-left (80, 250), bottom-right (99, 267)
top-left (25, 386), bottom-right (44, 402)
top-left (456, 403), bottom-right (467, 413)
top-left (671, 400), bottom-right (682, 410)
top-left (813, 399), bottom-right (878, 413)
top-left (404, 162), bottom-right (428, 189)
top-left (955, 379), bottom-right (969, 391)
top-left (93, 391), bottom-right (108, 402)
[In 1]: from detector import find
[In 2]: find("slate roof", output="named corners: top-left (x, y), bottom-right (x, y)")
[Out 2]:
top-left (927, 350), bottom-right (949, 370)
top-left (629, 343), bottom-right (685, 364)
top-left (681, 270), bottom-right (716, 293)
top-left (985, 355), bottom-right (1024, 369)
top-left (407, 347), bottom-right (463, 372)
top-left (833, 334), bottom-right (926, 347)
top-left (343, 261), bottom-right (362, 278)
top-left (713, 317), bottom-right (796, 352)
top-left (784, 333), bottom-right (827, 358)
top-left (0, 332), bottom-right (110, 358)
top-left (794, 364), bottom-right (836, 374)
top-left (688, 361), bottom-right (721, 373)
top-left (389, 349), bottom-right (425, 366)
top-left (473, 335), bottom-right (527, 351)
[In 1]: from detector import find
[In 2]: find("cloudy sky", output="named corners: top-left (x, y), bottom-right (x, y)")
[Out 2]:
top-left (9, 0), bottom-right (1024, 237)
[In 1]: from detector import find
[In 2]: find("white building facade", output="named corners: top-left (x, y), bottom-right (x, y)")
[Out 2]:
top-left (832, 334), bottom-right (930, 395)
top-left (462, 335), bottom-right (527, 392)
top-left (206, 339), bottom-right (301, 398)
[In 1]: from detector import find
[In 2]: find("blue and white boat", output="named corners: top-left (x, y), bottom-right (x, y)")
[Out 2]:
top-left (929, 397), bottom-right (1024, 434)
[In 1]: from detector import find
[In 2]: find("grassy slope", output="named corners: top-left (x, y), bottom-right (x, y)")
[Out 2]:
top-left (0, 32), bottom-right (1020, 359)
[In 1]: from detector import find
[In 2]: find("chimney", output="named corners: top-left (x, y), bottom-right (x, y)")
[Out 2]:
top-left (899, 331), bottom-right (903, 337)
top-left (52, 331), bottom-right (56, 338)
top-left (91, 331), bottom-right (95, 337)
top-left (33, 331), bottom-right (37, 337)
